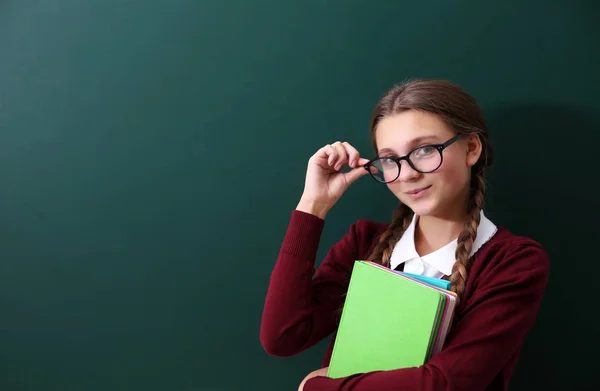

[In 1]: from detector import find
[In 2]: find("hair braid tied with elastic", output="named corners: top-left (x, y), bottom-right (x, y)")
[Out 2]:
top-left (449, 170), bottom-right (486, 299)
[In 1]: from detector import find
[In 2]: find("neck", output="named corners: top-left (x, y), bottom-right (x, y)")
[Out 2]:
top-left (414, 208), bottom-right (469, 257)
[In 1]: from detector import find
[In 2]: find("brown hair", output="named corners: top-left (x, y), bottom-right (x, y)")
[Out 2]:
top-left (365, 79), bottom-right (493, 300)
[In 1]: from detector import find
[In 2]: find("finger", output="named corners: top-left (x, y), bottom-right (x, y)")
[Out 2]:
top-left (331, 141), bottom-right (348, 169)
top-left (318, 144), bottom-right (337, 167)
top-left (357, 157), bottom-right (370, 167)
top-left (344, 165), bottom-right (370, 184)
top-left (331, 141), bottom-right (348, 170)
top-left (342, 142), bottom-right (360, 168)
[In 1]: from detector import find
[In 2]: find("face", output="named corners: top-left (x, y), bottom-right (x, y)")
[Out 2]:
top-left (374, 110), bottom-right (482, 218)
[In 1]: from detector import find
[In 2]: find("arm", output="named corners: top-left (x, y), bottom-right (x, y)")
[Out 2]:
top-left (259, 210), bottom-right (360, 357)
top-left (302, 241), bottom-right (550, 391)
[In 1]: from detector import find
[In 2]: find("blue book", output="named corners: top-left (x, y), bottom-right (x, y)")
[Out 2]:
top-left (395, 271), bottom-right (451, 290)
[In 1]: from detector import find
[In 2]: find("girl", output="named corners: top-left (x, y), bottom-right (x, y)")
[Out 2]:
top-left (260, 79), bottom-right (549, 391)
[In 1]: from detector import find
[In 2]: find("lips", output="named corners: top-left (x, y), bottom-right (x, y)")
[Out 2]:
top-left (405, 185), bottom-right (431, 195)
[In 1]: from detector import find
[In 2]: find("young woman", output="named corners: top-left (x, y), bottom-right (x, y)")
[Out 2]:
top-left (260, 79), bottom-right (549, 391)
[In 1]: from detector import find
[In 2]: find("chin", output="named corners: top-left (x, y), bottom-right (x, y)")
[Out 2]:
top-left (409, 203), bottom-right (440, 217)
top-left (399, 197), bottom-right (441, 217)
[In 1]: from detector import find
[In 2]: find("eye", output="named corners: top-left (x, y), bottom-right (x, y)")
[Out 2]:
top-left (380, 157), bottom-right (397, 167)
top-left (413, 146), bottom-right (436, 158)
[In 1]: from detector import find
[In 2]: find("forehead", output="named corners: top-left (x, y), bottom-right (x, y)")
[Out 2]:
top-left (375, 110), bottom-right (455, 155)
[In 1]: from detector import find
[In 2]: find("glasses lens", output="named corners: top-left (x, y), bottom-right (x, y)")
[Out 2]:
top-left (410, 147), bottom-right (442, 172)
top-left (368, 158), bottom-right (399, 183)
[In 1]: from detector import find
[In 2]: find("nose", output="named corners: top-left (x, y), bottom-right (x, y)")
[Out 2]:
top-left (395, 160), bottom-right (421, 183)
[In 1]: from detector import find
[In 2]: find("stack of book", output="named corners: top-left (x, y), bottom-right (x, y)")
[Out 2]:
top-left (327, 261), bottom-right (458, 378)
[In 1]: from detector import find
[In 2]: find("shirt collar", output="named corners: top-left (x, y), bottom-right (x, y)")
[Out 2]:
top-left (389, 210), bottom-right (498, 275)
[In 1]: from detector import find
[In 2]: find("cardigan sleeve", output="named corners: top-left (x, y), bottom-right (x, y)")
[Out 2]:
top-left (259, 210), bottom-right (363, 357)
top-left (303, 240), bottom-right (550, 391)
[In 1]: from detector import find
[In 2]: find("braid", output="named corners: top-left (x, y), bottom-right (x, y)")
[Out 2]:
top-left (367, 203), bottom-right (414, 267)
top-left (449, 171), bottom-right (486, 299)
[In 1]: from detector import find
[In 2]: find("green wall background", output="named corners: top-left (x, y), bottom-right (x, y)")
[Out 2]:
top-left (1, 0), bottom-right (598, 390)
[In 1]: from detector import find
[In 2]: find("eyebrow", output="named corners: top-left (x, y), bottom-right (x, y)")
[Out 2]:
top-left (378, 135), bottom-right (442, 156)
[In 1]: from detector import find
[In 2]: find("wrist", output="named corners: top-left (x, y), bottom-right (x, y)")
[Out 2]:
top-left (296, 197), bottom-right (331, 220)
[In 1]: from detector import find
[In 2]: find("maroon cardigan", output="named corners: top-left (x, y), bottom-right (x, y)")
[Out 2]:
top-left (260, 210), bottom-right (550, 391)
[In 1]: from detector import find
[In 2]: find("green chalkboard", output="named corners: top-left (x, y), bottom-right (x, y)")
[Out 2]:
top-left (0, 0), bottom-right (598, 390)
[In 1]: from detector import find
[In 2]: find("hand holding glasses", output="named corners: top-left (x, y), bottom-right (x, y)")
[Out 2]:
top-left (296, 141), bottom-right (370, 219)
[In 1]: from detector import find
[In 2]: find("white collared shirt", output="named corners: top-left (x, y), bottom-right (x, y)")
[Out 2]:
top-left (389, 210), bottom-right (498, 278)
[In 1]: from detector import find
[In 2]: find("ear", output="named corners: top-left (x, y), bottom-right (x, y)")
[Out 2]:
top-left (465, 133), bottom-right (483, 167)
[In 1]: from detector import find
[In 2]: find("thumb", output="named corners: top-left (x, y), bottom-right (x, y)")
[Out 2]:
top-left (344, 165), bottom-right (370, 184)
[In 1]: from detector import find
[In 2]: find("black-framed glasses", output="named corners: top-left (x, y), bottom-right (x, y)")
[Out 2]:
top-left (364, 134), bottom-right (462, 184)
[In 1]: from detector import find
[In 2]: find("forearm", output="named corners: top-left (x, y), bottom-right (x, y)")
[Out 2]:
top-left (260, 210), bottom-right (333, 356)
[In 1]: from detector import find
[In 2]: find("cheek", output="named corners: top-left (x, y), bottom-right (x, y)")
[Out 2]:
top-left (386, 182), bottom-right (401, 193)
top-left (433, 158), bottom-right (469, 187)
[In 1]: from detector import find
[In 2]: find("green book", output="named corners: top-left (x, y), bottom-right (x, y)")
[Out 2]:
top-left (327, 261), bottom-right (457, 379)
